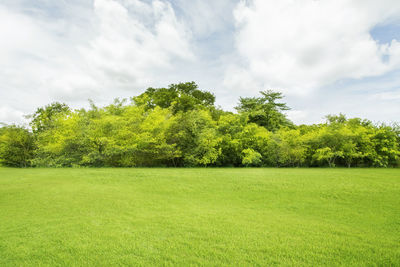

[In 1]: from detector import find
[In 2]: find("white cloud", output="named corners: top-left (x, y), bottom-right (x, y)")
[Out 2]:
top-left (224, 0), bottom-right (400, 95)
top-left (285, 110), bottom-right (310, 124)
top-left (0, 106), bottom-right (27, 125)
top-left (84, 0), bottom-right (194, 90)
top-left (371, 91), bottom-right (400, 101)
top-left (1, 0), bottom-right (400, 125)
top-left (171, 0), bottom-right (238, 37)
top-left (0, 0), bottom-right (194, 122)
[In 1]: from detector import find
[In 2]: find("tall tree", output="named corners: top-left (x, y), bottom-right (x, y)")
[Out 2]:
top-left (235, 90), bottom-right (293, 131)
top-left (28, 102), bottom-right (71, 134)
top-left (132, 82), bottom-right (215, 113)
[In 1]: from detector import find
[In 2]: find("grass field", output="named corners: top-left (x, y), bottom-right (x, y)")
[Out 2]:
top-left (0, 168), bottom-right (399, 266)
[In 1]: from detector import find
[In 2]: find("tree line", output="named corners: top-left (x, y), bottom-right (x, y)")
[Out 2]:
top-left (1, 82), bottom-right (399, 168)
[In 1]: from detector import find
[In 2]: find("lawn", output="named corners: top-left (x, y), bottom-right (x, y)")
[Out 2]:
top-left (0, 168), bottom-right (399, 266)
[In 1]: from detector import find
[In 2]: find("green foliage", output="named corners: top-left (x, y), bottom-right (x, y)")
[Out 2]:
top-left (236, 90), bottom-right (293, 131)
top-left (274, 128), bottom-right (307, 167)
top-left (2, 82), bottom-right (399, 168)
top-left (0, 125), bottom-right (35, 167)
top-left (166, 109), bottom-right (221, 166)
top-left (313, 147), bottom-right (342, 167)
top-left (132, 82), bottom-right (215, 114)
top-left (241, 148), bottom-right (262, 166)
top-left (28, 102), bottom-right (70, 134)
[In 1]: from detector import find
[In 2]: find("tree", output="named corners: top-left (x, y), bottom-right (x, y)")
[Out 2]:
top-left (370, 125), bottom-right (400, 167)
top-left (2, 82), bottom-right (399, 168)
top-left (132, 82), bottom-right (215, 113)
top-left (313, 147), bottom-right (343, 167)
top-left (275, 129), bottom-right (307, 167)
top-left (235, 90), bottom-right (293, 131)
top-left (130, 106), bottom-right (181, 166)
top-left (191, 128), bottom-right (221, 166)
top-left (29, 102), bottom-right (70, 134)
top-left (341, 142), bottom-right (362, 168)
top-left (0, 125), bottom-right (35, 167)
top-left (241, 148), bottom-right (262, 167)
top-left (166, 109), bottom-right (221, 166)
top-left (216, 113), bottom-right (247, 166)
top-left (32, 111), bottom-right (90, 167)
top-left (237, 123), bottom-right (271, 166)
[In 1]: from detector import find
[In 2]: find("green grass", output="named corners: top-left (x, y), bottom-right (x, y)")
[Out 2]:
top-left (0, 168), bottom-right (399, 266)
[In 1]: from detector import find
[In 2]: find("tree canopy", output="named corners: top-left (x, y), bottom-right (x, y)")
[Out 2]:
top-left (235, 90), bottom-right (293, 131)
top-left (1, 82), bottom-right (399, 168)
top-left (132, 82), bottom-right (215, 114)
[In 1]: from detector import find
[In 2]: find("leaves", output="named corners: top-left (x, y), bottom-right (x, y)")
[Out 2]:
top-left (235, 90), bottom-right (293, 131)
top-left (1, 83), bottom-right (399, 168)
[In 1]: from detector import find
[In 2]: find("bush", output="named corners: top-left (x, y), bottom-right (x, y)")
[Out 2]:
top-left (0, 125), bottom-right (35, 167)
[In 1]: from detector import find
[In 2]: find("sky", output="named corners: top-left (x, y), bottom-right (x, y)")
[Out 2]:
top-left (1, 0), bottom-right (400, 125)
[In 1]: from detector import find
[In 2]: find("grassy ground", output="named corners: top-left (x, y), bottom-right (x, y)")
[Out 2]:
top-left (0, 168), bottom-right (399, 266)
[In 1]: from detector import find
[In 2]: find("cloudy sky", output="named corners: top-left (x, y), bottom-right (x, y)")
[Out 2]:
top-left (1, 0), bottom-right (400, 125)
